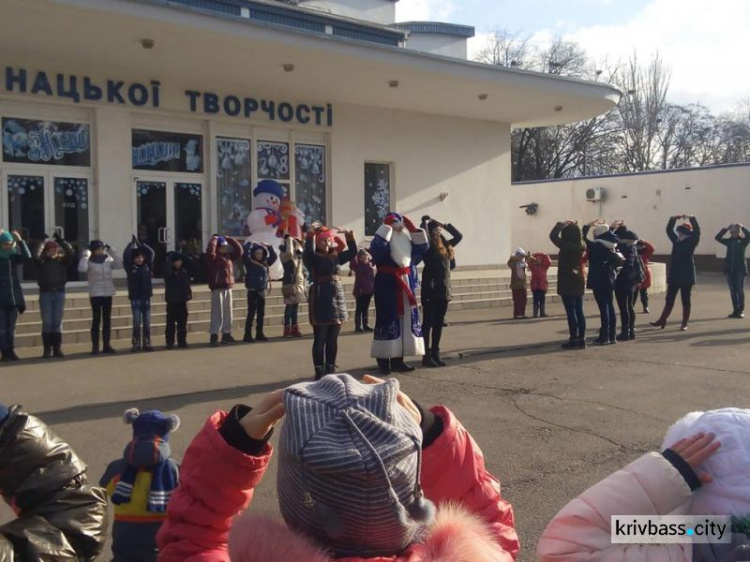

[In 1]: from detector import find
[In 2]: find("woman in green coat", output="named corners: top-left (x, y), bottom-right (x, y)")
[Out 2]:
top-left (0, 230), bottom-right (30, 361)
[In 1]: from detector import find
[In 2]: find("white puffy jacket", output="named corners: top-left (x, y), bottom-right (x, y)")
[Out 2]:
top-left (78, 249), bottom-right (122, 297)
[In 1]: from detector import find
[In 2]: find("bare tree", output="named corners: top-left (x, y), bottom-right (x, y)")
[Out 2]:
top-left (474, 29), bottom-right (532, 68)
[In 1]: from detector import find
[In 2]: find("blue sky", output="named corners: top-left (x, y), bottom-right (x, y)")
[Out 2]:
top-left (396, 0), bottom-right (749, 114)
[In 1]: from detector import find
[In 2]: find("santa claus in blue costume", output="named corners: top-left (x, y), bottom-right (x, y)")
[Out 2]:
top-left (370, 213), bottom-right (429, 373)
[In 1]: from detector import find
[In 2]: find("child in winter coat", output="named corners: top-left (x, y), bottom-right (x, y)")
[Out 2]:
top-left (164, 252), bottom-right (194, 349)
top-left (349, 248), bottom-right (375, 332)
top-left (205, 235), bottom-right (243, 347)
top-left (508, 248), bottom-right (529, 319)
top-left (538, 407), bottom-right (750, 562)
top-left (79, 239), bottom-right (122, 355)
top-left (35, 233), bottom-right (76, 359)
top-left (242, 241), bottom-right (278, 343)
top-left (101, 409), bottom-right (181, 562)
top-left (280, 234), bottom-right (306, 338)
top-left (157, 373), bottom-right (520, 562)
top-left (124, 237), bottom-right (156, 352)
top-left (636, 239), bottom-right (655, 314)
top-left (528, 252), bottom-right (552, 318)
top-left (0, 403), bottom-right (108, 559)
top-left (0, 230), bottom-right (30, 361)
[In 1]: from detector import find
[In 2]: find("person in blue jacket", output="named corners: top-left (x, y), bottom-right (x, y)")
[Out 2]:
top-left (124, 236), bottom-right (156, 352)
top-left (242, 241), bottom-right (277, 343)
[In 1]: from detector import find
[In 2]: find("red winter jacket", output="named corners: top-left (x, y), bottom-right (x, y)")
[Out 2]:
top-left (157, 407), bottom-right (519, 562)
top-left (529, 253), bottom-right (551, 292)
top-left (205, 237), bottom-right (243, 290)
top-left (637, 240), bottom-right (655, 290)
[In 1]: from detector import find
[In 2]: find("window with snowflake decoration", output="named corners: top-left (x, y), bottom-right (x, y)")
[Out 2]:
top-left (217, 137), bottom-right (252, 236)
top-left (364, 163), bottom-right (391, 237)
top-left (295, 144), bottom-right (327, 225)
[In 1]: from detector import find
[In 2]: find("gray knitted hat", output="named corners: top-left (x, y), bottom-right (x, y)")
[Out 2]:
top-left (277, 374), bottom-right (435, 558)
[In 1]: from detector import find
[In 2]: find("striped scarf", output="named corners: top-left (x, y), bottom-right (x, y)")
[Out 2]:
top-left (111, 460), bottom-right (178, 513)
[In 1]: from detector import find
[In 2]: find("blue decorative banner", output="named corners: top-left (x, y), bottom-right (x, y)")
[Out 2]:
top-left (2, 118), bottom-right (90, 166)
top-left (132, 129), bottom-right (203, 173)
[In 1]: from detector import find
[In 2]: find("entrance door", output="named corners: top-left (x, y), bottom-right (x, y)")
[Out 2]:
top-left (135, 179), bottom-right (204, 278)
top-left (3, 172), bottom-right (91, 281)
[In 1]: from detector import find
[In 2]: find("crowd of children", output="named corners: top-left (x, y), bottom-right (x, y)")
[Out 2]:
top-left (5, 389), bottom-right (750, 561)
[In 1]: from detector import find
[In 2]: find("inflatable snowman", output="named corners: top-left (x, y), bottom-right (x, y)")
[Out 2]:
top-left (245, 180), bottom-right (288, 280)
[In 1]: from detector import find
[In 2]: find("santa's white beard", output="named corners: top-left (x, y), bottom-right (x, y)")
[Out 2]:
top-left (390, 231), bottom-right (413, 268)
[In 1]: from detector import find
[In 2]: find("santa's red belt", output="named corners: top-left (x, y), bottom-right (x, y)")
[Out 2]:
top-left (378, 266), bottom-right (417, 315)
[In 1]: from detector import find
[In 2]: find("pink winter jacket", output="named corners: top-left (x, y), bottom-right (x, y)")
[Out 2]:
top-left (537, 452), bottom-right (695, 561)
top-left (157, 407), bottom-right (519, 562)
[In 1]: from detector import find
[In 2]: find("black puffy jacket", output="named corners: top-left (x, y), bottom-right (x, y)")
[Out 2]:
top-left (0, 406), bottom-right (108, 560)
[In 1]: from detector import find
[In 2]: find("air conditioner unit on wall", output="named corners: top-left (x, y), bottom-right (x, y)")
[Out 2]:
top-left (586, 187), bottom-right (606, 202)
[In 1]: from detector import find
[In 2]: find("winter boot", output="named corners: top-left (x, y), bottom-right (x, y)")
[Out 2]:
top-left (363, 313), bottom-right (373, 332)
top-left (222, 333), bottom-right (237, 344)
top-left (431, 348), bottom-right (447, 367)
top-left (314, 365), bottom-right (326, 381)
top-left (292, 325), bottom-right (303, 337)
top-left (680, 305), bottom-right (691, 331)
top-left (283, 325), bottom-right (292, 338)
top-left (540, 301), bottom-right (548, 318)
top-left (391, 357), bottom-right (416, 373)
top-left (650, 301), bottom-right (674, 329)
top-left (255, 328), bottom-right (269, 342)
top-left (177, 338), bottom-right (189, 350)
top-left (376, 358), bottom-right (392, 375)
top-left (7, 349), bottom-right (19, 361)
top-left (355, 314), bottom-right (363, 333)
top-left (41, 332), bottom-right (52, 359)
top-left (561, 338), bottom-right (579, 350)
top-left (325, 364), bottom-right (337, 375)
top-left (210, 334), bottom-right (219, 347)
top-left (422, 354), bottom-right (438, 368)
top-left (91, 331), bottom-right (100, 356)
top-left (576, 337), bottom-right (588, 349)
top-left (533, 302), bottom-right (540, 318)
top-left (142, 338), bottom-right (153, 352)
top-left (615, 331), bottom-right (630, 342)
top-left (131, 334), bottom-right (141, 353)
top-left (243, 328), bottom-right (255, 343)
top-left (52, 333), bottom-right (65, 358)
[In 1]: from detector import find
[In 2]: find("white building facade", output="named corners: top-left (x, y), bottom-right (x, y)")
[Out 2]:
top-left (0, 0), bottom-right (619, 282)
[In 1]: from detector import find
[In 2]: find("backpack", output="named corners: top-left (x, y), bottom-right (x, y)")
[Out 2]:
top-left (630, 255), bottom-right (647, 284)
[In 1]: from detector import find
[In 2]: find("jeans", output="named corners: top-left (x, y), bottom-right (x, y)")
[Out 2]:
top-left (165, 302), bottom-right (188, 345)
top-left (312, 324), bottom-right (341, 367)
top-left (284, 303), bottom-right (299, 326)
top-left (131, 300), bottom-right (151, 341)
top-left (355, 294), bottom-right (373, 328)
top-left (512, 288), bottom-right (527, 317)
top-left (245, 290), bottom-right (266, 333)
top-left (90, 297), bottom-right (112, 348)
top-left (593, 287), bottom-right (616, 341)
top-left (727, 271), bottom-right (746, 313)
top-left (0, 306), bottom-right (18, 352)
top-left (532, 289), bottom-right (546, 316)
top-left (615, 287), bottom-right (636, 335)
top-left (561, 295), bottom-right (586, 340)
top-left (39, 290), bottom-right (65, 333)
top-left (422, 300), bottom-right (448, 352)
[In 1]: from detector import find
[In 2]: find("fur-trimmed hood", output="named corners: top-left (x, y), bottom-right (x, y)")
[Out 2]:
top-left (228, 503), bottom-right (513, 562)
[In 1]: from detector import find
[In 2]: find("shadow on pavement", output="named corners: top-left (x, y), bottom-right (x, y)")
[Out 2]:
top-left (34, 377), bottom-right (303, 425)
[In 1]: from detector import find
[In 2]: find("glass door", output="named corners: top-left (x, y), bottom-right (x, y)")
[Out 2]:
top-left (53, 177), bottom-right (90, 281)
top-left (135, 179), bottom-right (205, 278)
top-left (3, 172), bottom-right (91, 281)
top-left (135, 180), bottom-right (168, 278)
top-left (6, 174), bottom-right (45, 280)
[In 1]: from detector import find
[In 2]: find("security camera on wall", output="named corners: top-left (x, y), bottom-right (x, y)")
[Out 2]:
top-left (586, 186), bottom-right (606, 202)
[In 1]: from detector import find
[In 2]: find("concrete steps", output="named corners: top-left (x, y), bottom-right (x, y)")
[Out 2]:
top-left (14, 270), bottom-right (561, 348)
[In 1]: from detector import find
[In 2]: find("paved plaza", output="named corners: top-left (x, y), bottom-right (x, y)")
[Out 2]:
top-left (3, 274), bottom-right (749, 559)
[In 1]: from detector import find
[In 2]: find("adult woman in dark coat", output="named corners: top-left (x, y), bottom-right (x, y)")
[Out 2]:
top-left (583, 220), bottom-right (622, 345)
top-left (651, 215), bottom-right (701, 331)
top-left (613, 224), bottom-right (641, 341)
top-left (420, 219), bottom-right (463, 368)
top-left (550, 220), bottom-right (586, 349)
top-left (303, 226), bottom-right (357, 380)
